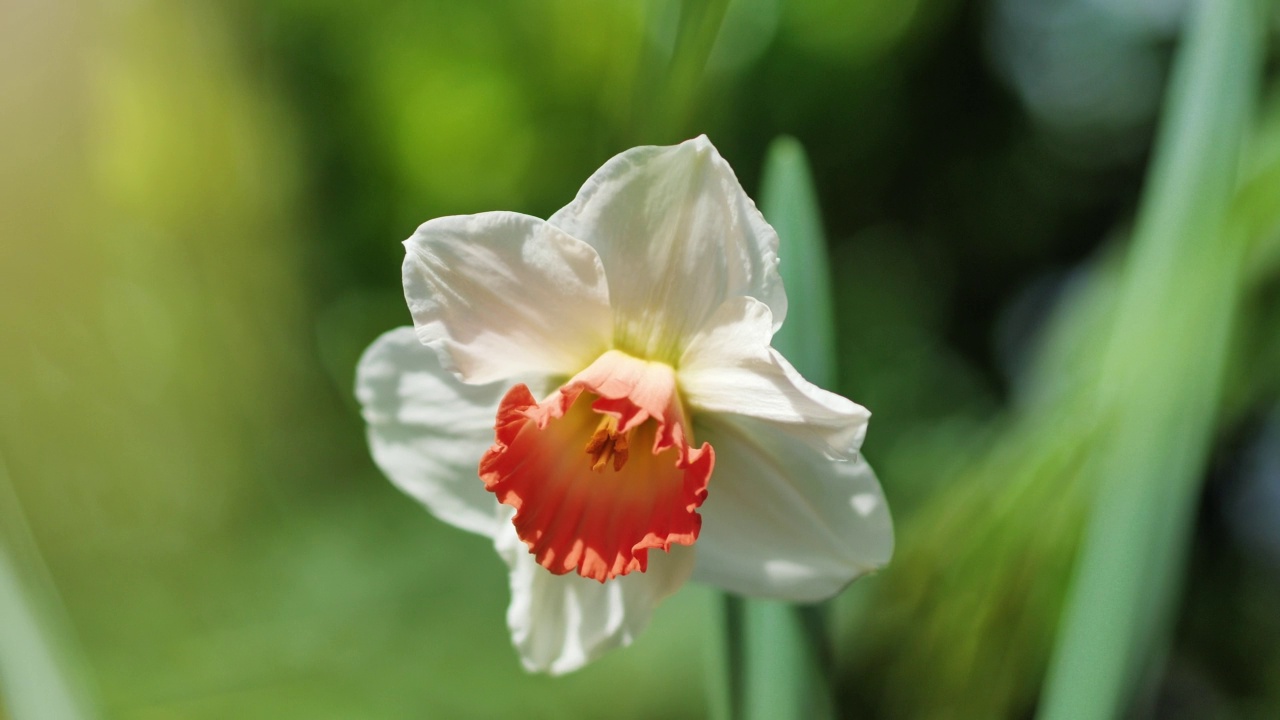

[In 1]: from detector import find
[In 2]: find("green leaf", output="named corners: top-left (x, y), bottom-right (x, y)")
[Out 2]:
top-left (762, 136), bottom-right (838, 387)
top-left (0, 458), bottom-right (99, 720)
top-left (1037, 2), bottom-right (1263, 719)
top-left (637, 0), bottom-right (732, 143)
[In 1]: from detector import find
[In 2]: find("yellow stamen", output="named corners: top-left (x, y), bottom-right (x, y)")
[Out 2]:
top-left (585, 415), bottom-right (630, 472)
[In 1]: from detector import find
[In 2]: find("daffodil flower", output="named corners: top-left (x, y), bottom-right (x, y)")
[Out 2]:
top-left (356, 135), bottom-right (893, 675)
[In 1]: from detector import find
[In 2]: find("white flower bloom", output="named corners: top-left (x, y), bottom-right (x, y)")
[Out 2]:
top-left (356, 135), bottom-right (893, 675)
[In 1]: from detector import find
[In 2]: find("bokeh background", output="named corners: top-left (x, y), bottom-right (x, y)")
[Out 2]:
top-left (2, 0), bottom-right (1279, 718)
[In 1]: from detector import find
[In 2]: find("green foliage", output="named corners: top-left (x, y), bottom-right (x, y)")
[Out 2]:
top-left (1039, 2), bottom-right (1262, 717)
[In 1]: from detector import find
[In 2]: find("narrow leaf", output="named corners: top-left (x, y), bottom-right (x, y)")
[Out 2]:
top-left (1037, 1), bottom-right (1262, 719)
top-left (0, 458), bottom-right (99, 720)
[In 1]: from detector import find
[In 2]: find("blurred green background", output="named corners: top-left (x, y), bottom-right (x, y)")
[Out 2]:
top-left (2, 0), bottom-right (1279, 718)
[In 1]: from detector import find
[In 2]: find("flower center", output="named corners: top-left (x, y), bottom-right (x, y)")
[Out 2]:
top-left (480, 350), bottom-right (714, 582)
top-left (585, 415), bottom-right (631, 472)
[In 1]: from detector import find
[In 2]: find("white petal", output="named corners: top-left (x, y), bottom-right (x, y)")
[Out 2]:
top-left (692, 415), bottom-right (893, 602)
top-left (355, 327), bottom-right (506, 537)
top-left (495, 513), bottom-right (694, 675)
top-left (548, 135), bottom-right (786, 363)
top-left (679, 296), bottom-right (869, 457)
top-left (402, 211), bottom-right (613, 384)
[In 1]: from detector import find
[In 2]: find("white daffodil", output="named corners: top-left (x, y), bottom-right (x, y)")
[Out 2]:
top-left (356, 135), bottom-right (893, 675)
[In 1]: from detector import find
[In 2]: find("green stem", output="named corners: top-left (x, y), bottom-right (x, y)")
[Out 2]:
top-left (707, 593), bottom-right (745, 720)
top-left (740, 600), bottom-right (835, 720)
